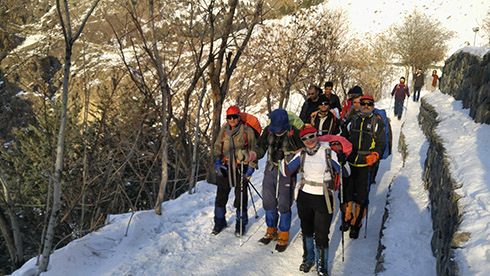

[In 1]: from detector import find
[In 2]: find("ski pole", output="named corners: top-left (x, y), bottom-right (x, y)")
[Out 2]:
top-left (246, 179), bottom-right (263, 200)
top-left (247, 181), bottom-right (259, 219)
top-left (339, 149), bottom-right (345, 262)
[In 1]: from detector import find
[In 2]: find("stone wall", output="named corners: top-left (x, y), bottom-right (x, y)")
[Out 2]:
top-left (419, 99), bottom-right (469, 276)
top-left (440, 51), bottom-right (490, 124)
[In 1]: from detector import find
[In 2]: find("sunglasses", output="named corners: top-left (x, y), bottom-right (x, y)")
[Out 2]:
top-left (226, 114), bottom-right (240, 120)
top-left (319, 102), bottom-right (329, 106)
top-left (301, 133), bottom-right (317, 141)
top-left (360, 102), bottom-right (374, 106)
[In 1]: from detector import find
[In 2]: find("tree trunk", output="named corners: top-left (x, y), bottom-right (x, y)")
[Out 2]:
top-left (189, 77), bottom-right (208, 193)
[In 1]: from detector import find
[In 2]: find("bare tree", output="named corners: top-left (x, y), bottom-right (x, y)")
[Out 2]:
top-left (389, 9), bottom-right (454, 75)
top-left (38, 0), bottom-right (100, 273)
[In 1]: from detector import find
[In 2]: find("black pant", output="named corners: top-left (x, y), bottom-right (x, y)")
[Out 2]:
top-left (413, 86), bottom-right (422, 102)
top-left (215, 165), bottom-right (248, 211)
top-left (344, 166), bottom-right (370, 206)
top-left (297, 190), bottom-right (333, 248)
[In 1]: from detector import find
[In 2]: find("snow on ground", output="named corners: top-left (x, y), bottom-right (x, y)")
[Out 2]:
top-left (11, 87), bottom-right (490, 276)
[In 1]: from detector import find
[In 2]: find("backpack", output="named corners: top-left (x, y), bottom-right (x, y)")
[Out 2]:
top-left (240, 112), bottom-right (262, 139)
top-left (372, 108), bottom-right (392, 159)
top-left (266, 111), bottom-right (304, 130)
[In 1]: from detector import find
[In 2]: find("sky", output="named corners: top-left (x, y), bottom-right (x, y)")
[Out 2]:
top-left (10, 47), bottom-right (490, 275)
top-left (324, 0), bottom-right (489, 55)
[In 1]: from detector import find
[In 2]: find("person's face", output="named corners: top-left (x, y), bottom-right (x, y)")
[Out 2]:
top-left (417, 69), bottom-right (422, 74)
top-left (352, 98), bottom-right (361, 111)
top-left (324, 86), bottom-right (332, 96)
top-left (226, 114), bottom-right (240, 128)
top-left (308, 87), bottom-right (319, 101)
top-left (400, 78), bottom-right (405, 84)
top-left (433, 70), bottom-right (437, 74)
top-left (301, 132), bottom-right (318, 150)
top-left (360, 100), bottom-right (374, 114)
top-left (319, 102), bottom-right (329, 112)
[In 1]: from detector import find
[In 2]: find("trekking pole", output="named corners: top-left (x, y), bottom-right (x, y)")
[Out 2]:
top-left (247, 182), bottom-right (259, 219)
top-left (365, 170), bottom-right (371, 239)
top-left (240, 163), bottom-right (244, 245)
top-left (338, 149), bottom-right (345, 262)
top-left (246, 179), bottom-right (263, 200)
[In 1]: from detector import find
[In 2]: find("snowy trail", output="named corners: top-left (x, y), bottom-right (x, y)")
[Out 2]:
top-left (13, 94), bottom-right (439, 276)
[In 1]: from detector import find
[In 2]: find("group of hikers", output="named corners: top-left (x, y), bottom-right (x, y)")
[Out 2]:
top-left (212, 81), bottom-right (393, 276)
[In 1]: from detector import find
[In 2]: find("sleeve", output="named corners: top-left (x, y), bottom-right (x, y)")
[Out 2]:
top-left (373, 118), bottom-right (386, 156)
top-left (213, 126), bottom-right (226, 158)
top-left (245, 127), bottom-right (259, 169)
top-left (391, 85), bottom-right (396, 96)
top-left (299, 101), bottom-right (309, 122)
top-left (280, 151), bottom-right (302, 177)
top-left (252, 126), bottom-right (270, 160)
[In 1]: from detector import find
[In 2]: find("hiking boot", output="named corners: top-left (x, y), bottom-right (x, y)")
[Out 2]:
top-left (275, 231), bottom-right (289, 252)
top-left (211, 224), bottom-right (227, 235)
top-left (234, 223), bottom-right (246, 237)
top-left (339, 219), bottom-right (350, 232)
top-left (349, 225), bottom-right (360, 239)
top-left (299, 262), bottom-right (314, 272)
top-left (258, 227), bottom-right (277, 245)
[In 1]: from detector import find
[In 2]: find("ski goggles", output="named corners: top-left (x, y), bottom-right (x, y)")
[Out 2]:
top-left (301, 133), bottom-right (317, 141)
top-left (226, 114), bottom-right (240, 120)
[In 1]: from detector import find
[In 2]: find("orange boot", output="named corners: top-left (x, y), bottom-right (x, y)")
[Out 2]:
top-left (275, 231), bottom-right (290, 252)
top-left (258, 227), bottom-right (277, 245)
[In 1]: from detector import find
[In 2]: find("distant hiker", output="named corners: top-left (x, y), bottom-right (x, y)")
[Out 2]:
top-left (343, 94), bottom-right (362, 124)
top-left (246, 109), bottom-right (304, 252)
top-left (391, 77), bottom-right (410, 120)
top-left (281, 125), bottom-right (349, 275)
top-left (413, 68), bottom-right (424, 102)
top-left (310, 98), bottom-right (340, 135)
top-left (212, 106), bottom-right (258, 236)
top-left (323, 81), bottom-right (341, 118)
top-left (428, 70), bottom-right (438, 92)
top-left (342, 94), bottom-right (385, 239)
top-left (300, 85), bottom-right (329, 123)
top-left (340, 85), bottom-right (363, 121)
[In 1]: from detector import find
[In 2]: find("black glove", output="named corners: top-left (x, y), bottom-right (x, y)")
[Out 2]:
top-left (271, 150), bottom-right (285, 162)
top-left (337, 151), bottom-right (346, 164)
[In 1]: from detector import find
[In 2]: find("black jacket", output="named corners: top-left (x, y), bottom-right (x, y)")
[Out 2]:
top-left (299, 94), bottom-right (329, 123)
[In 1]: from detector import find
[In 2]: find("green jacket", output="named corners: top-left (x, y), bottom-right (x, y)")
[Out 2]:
top-left (214, 122), bottom-right (258, 168)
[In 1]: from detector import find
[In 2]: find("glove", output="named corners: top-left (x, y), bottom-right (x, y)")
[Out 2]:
top-left (244, 166), bottom-right (255, 179)
top-left (365, 152), bottom-right (379, 166)
top-left (337, 151), bottom-right (346, 164)
top-left (246, 151), bottom-right (257, 163)
top-left (214, 159), bottom-right (227, 176)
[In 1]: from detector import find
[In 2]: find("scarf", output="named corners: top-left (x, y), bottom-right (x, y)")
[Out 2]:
top-left (305, 142), bottom-right (321, 156)
top-left (224, 123), bottom-right (242, 188)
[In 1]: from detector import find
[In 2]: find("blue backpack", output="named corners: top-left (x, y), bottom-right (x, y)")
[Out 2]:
top-left (373, 108), bottom-right (392, 159)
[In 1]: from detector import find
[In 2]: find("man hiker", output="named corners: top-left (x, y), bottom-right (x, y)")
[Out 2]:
top-left (340, 85), bottom-right (363, 120)
top-left (300, 85), bottom-right (328, 123)
top-left (341, 94), bottom-right (385, 239)
top-left (246, 109), bottom-right (304, 252)
top-left (310, 98), bottom-right (340, 136)
top-left (413, 68), bottom-right (424, 102)
top-left (391, 77), bottom-right (410, 120)
top-left (212, 106), bottom-right (258, 236)
top-left (323, 81), bottom-right (341, 118)
top-left (281, 125), bottom-right (349, 276)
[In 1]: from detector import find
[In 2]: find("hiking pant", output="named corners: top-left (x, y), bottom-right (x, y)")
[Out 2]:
top-left (262, 162), bottom-right (295, 232)
top-left (394, 99), bottom-right (404, 119)
top-left (344, 165), bottom-right (371, 226)
top-left (215, 165), bottom-right (248, 212)
top-left (413, 86), bottom-right (422, 102)
top-left (297, 190), bottom-right (333, 248)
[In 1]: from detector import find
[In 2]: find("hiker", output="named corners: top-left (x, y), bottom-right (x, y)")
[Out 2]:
top-left (310, 98), bottom-right (340, 135)
top-left (341, 94), bottom-right (385, 239)
top-left (300, 85), bottom-right (328, 123)
top-left (413, 68), bottom-right (424, 102)
top-left (340, 85), bottom-right (363, 120)
top-left (212, 106), bottom-right (258, 236)
top-left (246, 109), bottom-right (304, 252)
top-left (281, 125), bottom-right (349, 275)
top-left (323, 81), bottom-right (341, 118)
top-left (343, 94), bottom-right (362, 124)
top-left (428, 70), bottom-right (438, 92)
top-left (391, 77), bottom-right (410, 120)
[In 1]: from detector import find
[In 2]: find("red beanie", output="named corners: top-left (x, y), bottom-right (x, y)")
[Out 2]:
top-left (226, 106), bottom-right (240, 115)
top-left (300, 124), bottom-right (317, 137)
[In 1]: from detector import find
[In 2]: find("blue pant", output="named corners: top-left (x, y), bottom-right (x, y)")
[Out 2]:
top-left (394, 99), bottom-right (404, 119)
top-left (262, 162), bottom-right (295, 232)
